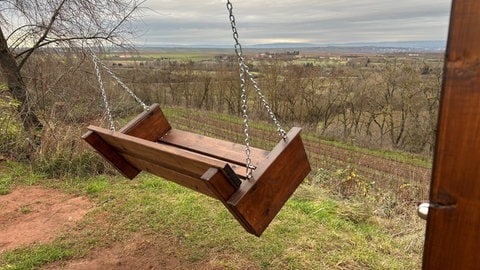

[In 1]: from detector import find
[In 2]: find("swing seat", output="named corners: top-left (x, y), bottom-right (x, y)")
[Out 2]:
top-left (82, 103), bottom-right (311, 236)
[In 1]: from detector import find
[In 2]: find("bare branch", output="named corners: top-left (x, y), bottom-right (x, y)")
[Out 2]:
top-left (17, 0), bottom-right (68, 70)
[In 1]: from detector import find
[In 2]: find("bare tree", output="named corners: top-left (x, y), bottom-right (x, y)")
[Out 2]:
top-left (0, 0), bottom-right (144, 132)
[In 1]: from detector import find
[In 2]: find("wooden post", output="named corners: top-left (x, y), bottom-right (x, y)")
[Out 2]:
top-left (422, 1), bottom-right (480, 268)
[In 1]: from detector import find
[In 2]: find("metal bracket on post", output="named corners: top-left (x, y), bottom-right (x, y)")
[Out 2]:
top-left (417, 202), bottom-right (456, 220)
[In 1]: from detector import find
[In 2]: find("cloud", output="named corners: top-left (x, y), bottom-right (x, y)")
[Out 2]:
top-left (134, 0), bottom-right (451, 45)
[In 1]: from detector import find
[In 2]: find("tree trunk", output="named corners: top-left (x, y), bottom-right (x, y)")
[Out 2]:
top-left (0, 27), bottom-right (43, 132)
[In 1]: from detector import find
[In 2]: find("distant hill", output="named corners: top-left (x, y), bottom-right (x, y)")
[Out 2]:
top-left (326, 40), bottom-right (446, 51)
top-left (248, 40), bottom-right (446, 52)
top-left (135, 40), bottom-right (446, 54)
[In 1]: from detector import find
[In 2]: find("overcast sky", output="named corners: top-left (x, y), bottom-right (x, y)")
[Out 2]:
top-left (134, 0), bottom-right (452, 46)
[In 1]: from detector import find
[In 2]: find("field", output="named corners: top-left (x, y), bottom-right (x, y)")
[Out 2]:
top-left (0, 48), bottom-right (439, 269)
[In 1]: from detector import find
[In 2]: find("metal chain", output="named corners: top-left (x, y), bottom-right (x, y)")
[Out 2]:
top-left (99, 61), bottom-right (149, 111)
top-left (226, 0), bottom-right (287, 180)
top-left (243, 61), bottom-right (287, 139)
top-left (226, 1), bottom-right (287, 141)
top-left (90, 49), bottom-right (116, 131)
top-left (226, 0), bottom-right (253, 179)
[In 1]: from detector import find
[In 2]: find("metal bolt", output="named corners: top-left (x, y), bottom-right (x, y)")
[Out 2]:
top-left (418, 202), bottom-right (430, 220)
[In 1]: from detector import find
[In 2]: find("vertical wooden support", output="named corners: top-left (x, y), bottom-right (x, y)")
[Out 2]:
top-left (422, 1), bottom-right (480, 268)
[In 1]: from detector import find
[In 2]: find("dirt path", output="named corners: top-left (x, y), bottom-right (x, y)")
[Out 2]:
top-left (0, 186), bottom-right (93, 253)
top-left (44, 232), bottom-right (185, 270)
top-left (0, 186), bottom-right (246, 269)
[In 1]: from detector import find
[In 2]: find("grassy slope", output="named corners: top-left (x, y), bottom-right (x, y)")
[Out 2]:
top-left (0, 168), bottom-right (424, 270)
top-left (0, 107), bottom-right (427, 269)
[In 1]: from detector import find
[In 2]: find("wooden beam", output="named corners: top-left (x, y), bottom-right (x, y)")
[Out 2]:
top-left (81, 130), bottom-right (140, 179)
top-left (228, 127), bottom-right (311, 236)
top-left (422, 1), bottom-right (480, 268)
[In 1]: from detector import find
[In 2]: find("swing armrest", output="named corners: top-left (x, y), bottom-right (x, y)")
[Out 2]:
top-left (84, 125), bottom-right (246, 196)
top-left (119, 103), bottom-right (171, 141)
top-left (226, 127), bottom-right (311, 236)
top-left (82, 130), bottom-right (141, 179)
top-left (81, 103), bottom-right (170, 179)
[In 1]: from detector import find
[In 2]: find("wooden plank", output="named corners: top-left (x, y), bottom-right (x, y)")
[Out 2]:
top-left (201, 167), bottom-right (257, 234)
top-left (89, 127), bottom-right (244, 199)
top-left (89, 126), bottom-right (229, 176)
top-left (88, 125), bottom-right (250, 176)
top-left (159, 129), bottom-right (270, 167)
top-left (228, 127), bottom-right (311, 236)
top-left (123, 153), bottom-right (217, 198)
top-left (81, 130), bottom-right (140, 179)
top-left (119, 103), bottom-right (171, 141)
top-left (422, 1), bottom-right (480, 269)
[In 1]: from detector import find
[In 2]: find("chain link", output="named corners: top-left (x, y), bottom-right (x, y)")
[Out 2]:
top-left (226, 1), bottom-right (287, 140)
top-left (242, 62), bottom-right (287, 139)
top-left (99, 61), bottom-right (149, 111)
top-left (227, 0), bottom-right (253, 179)
top-left (89, 47), bottom-right (151, 131)
top-left (90, 49), bottom-right (116, 131)
top-left (226, 0), bottom-right (287, 179)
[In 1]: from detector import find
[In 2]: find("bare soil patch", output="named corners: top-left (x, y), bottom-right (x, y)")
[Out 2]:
top-left (44, 230), bottom-right (252, 270)
top-left (0, 186), bottom-right (237, 269)
top-left (0, 186), bottom-right (93, 253)
top-left (45, 232), bottom-right (186, 270)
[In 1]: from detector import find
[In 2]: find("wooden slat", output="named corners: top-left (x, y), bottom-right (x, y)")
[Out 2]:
top-left (123, 153), bottom-right (217, 198)
top-left (228, 127), bottom-right (311, 236)
top-left (81, 130), bottom-right (140, 179)
top-left (423, 1), bottom-right (480, 269)
top-left (89, 126), bottom-right (233, 177)
top-left (89, 126), bottom-right (243, 200)
top-left (159, 129), bottom-right (269, 167)
top-left (81, 103), bottom-right (170, 179)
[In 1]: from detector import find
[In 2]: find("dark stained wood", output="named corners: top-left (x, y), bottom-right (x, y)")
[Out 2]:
top-left (81, 130), bottom-right (140, 179)
top-left (83, 103), bottom-right (311, 236)
top-left (88, 125), bottom-right (248, 178)
top-left (228, 127), bottom-right (311, 236)
top-left (159, 129), bottom-right (270, 168)
top-left (82, 103), bottom-right (171, 179)
top-left (423, 1), bottom-right (480, 268)
top-left (119, 103), bottom-right (171, 140)
top-left (201, 167), bottom-right (239, 200)
top-left (123, 152), bottom-right (217, 198)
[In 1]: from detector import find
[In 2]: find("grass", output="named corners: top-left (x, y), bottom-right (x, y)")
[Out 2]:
top-left (0, 161), bottom-right (46, 194)
top-left (1, 244), bottom-right (74, 270)
top-left (0, 161), bottom-right (425, 269)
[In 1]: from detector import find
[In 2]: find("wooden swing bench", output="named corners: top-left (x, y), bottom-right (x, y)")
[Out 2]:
top-left (82, 103), bottom-right (311, 236)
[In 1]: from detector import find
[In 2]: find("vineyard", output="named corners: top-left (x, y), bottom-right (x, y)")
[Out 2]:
top-left (161, 105), bottom-right (432, 214)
